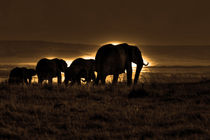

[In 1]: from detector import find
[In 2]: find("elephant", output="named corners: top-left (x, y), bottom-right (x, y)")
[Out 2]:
top-left (95, 43), bottom-right (148, 85)
top-left (8, 67), bottom-right (36, 84)
top-left (36, 58), bottom-right (67, 84)
top-left (64, 58), bottom-right (96, 85)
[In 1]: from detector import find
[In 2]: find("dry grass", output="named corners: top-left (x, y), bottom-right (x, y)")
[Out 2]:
top-left (0, 79), bottom-right (210, 139)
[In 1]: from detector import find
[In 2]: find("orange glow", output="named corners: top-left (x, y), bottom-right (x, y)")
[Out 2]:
top-left (81, 55), bottom-right (95, 59)
top-left (141, 55), bottom-right (153, 66)
top-left (65, 60), bottom-right (73, 67)
top-left (101, 41), bottom-right (138, 46)
top-left (65, 54), bottom-right (96, 67)
top-left (44, 56), bottom-right (56, 60)
top-left (143, 58), bottom-right (150, 66)
top-left (101, 41), bottom-right (122, 46)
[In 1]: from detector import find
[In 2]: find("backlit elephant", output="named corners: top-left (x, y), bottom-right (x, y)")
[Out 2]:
top-left (95, 43), bottom-right (148, 85)
top-left (8, 67), bottom-right (36, 84)
top-left (64, 58), bottom-right (96, 85)
top-left (36, 58), bottom-right (67, 84)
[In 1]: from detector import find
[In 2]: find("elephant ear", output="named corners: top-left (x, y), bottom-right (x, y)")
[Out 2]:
top-left (57, 59), bottom-right (67, 72)
top-left (130, 46), bottom-right (143, 64)
top-left (119, 43), bottom-right (137, 62)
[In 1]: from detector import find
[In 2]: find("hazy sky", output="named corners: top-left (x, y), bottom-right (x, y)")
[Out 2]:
top-left (1, 0), bottom-right (210, 45)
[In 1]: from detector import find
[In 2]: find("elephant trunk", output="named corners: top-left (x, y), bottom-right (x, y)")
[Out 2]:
top-left (134, 63), bottom-right (143, 85)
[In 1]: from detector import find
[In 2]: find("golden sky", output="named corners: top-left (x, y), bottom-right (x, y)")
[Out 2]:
top-left (0, 1), bottom-right (210, 66)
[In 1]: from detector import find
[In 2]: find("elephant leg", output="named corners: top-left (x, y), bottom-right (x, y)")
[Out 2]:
top-left (112, 74), bottom-right (119, 84)
top-left (70, 81), bottom-right (75, 86)
top-left (48, 78), bottom-right (52, 85)
top-left (57, 73), bottom-right (62, 84)
top-left (28, 77), bottom-right (32, 85)
top-left (134, 65), bottom-right (143, 85)
top-left (38, 76), bottom-right (43, 84)
top-left (64, 79), bottom-right (69, 85)
top-left (101, 75), bottom-right (106, 85)
top-left (91, 72), bottom-right (96, 82)
top-left (76, 78), bottom-right (81, 85)
top-left (95, 73), bottom-right (101, 85)
top-left (24, 78), bottom-right (28, 85)
top-left (85, 70), bottom-right (90, 83)
top-left (126, 63), bottom-right (132, 86)
top-left (86, 73), bottom-right (91, 83)
top-left (86, 72), bottom-right (92, 83)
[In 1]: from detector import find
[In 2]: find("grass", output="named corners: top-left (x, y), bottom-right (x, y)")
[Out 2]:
top-left (0, 79), bottom-right (210, 139)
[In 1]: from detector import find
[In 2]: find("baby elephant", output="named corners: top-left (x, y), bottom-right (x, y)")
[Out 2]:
top-left (64, 58), bottom-right (96, 85)
top-left (8, 67), bottom-right (36, 84)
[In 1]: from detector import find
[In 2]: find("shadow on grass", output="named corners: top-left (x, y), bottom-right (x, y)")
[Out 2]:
top-left (128, 88), bottom-right (149, 98)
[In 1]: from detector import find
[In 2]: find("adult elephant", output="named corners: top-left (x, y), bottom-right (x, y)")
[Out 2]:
top-left (64, 58), bottom-right (96, 85)
top-left (36, 58), bottom-right (67, 84)
top-left (95, 43), bottom-right (148, 85)
top-left (8, 67), bottom-right (36, 84)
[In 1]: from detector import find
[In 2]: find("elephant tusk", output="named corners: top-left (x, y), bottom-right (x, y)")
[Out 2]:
top-left (82, 79), bottom-right (86, 82)
top-left (143, 62), bottom-right (149, 66)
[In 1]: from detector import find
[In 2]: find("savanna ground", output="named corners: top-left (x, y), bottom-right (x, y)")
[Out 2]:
top-left (0, 74), bottom-right (210, 139)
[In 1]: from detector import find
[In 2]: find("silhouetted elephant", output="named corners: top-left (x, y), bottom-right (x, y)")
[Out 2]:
top-left (64, 58), bottom-right (96, 85)
top-left (8, 67), bottom-right (36, 84)
top-left (36, 58), bottom-right (67, 84)
top-left (95, 43), bottom-right (148, 85)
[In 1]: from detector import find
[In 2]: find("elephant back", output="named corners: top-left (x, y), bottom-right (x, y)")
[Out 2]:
top-left (52, 58), bottom-right (67, 72)
top-left (9, 67), bottom-right (28, 83)
top-left (69, 58), bottom-right (87, 73)
top-left (95, 44), bottom-right (127, 74)
top-left (71, 58), bottom-right (95, 71)
top-left (36, 58), bottom-right (67, 80)
top-left (96, 44), bottom-right (115, 59)
top-left (36, 58), bottom-right (57, 75)
top-left (85, 59), bottom-right (96, 71)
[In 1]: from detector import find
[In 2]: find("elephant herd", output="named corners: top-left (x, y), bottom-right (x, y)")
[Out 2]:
top-left (8, 43), bottom-right (148, 86)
